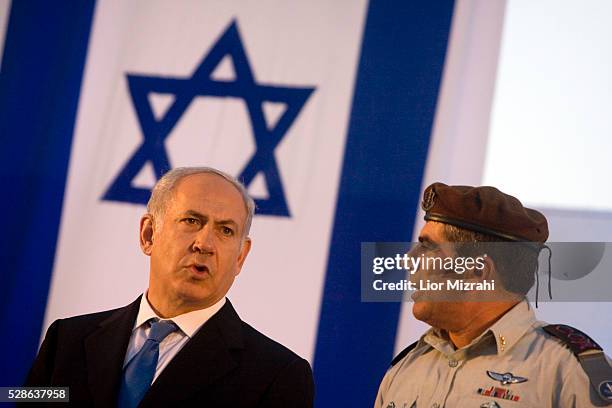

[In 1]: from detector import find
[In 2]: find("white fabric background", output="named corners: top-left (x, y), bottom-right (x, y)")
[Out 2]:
top-left (43, 0), bottom-right (368, 362)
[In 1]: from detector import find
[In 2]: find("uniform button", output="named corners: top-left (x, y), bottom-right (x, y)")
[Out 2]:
top-left (448, 359), bottom-right (458, 367)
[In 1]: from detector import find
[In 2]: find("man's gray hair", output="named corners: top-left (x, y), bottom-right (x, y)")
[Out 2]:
top-left (147, 167), bottom-right (255, 237)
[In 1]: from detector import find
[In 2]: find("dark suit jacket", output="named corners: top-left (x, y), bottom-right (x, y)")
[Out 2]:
top-left (25, 297), bottom-right (314, 407)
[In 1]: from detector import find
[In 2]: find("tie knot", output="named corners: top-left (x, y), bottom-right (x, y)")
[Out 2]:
top-left (148, 319), bottom-right (177, 343)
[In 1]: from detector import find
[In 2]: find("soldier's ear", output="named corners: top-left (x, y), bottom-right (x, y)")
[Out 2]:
top-left (478, 255), bottom-right (496, 279)
top-left (140, 214), bottom-right (155, 255)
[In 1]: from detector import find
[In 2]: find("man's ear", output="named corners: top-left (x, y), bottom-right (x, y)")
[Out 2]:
top-left (476, 255), bottom-right (496, 280)
top-left (464, 254), bottom-right (495, 280)
top-left (140, 214), bottom-right (155, 256)
top-left (235, 237), bottom-right (252, 276)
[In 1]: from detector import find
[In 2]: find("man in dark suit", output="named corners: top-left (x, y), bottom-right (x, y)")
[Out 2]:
top-left (26, 167), bottom-right (314, 407)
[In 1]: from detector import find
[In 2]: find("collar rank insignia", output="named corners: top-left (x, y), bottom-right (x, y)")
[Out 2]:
top-left (487, 370), bottom-right (528, 385)
top-left (477, 386), bottom-right (520, 402)
top-left (480, 402), bottom-right (501, 408)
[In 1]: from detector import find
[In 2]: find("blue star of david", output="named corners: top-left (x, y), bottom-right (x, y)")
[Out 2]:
top-left (102, 20), bottom-right (315, 216)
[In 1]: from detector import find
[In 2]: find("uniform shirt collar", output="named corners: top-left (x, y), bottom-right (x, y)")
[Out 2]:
top-left (420, 300), bottom-right (536, 356)
top-left (485, 300), bottom-right (536, 354)
top-left (134, 291), bottom-right (226, 338)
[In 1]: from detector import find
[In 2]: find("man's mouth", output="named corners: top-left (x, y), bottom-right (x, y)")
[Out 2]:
top-left (189, 264), bottom-right (209, 274)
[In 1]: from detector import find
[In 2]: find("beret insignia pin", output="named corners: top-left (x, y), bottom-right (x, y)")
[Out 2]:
top-left (421, 188), bottom-right (436, 211)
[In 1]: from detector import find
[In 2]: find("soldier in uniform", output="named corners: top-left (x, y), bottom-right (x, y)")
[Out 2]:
top-left (375, 183), bottom-right (612, 408)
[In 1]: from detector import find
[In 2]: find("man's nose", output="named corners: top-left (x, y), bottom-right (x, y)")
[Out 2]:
top-left (192, 225), bottom-right (215, 254)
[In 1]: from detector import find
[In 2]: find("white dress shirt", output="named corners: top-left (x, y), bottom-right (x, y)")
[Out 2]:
top-left (122, 292), bottom-right (226, 382)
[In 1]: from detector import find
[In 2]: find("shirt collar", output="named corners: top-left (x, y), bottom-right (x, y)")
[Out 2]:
top-left (134, 292), bottom-right (226, 338)
top-left (485, 300), bottom-right (536, 354)
top-left (420, 300), bottom-right (536, 356)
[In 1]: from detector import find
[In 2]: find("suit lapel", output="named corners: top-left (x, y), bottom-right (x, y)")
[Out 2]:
top-left (84, 296), bottom-right (140, 407)
top-left (140, 300), bottom-right (245, 406)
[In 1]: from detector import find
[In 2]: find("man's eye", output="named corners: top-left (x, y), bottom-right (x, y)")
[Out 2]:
top-left (221, 226), bottom-right (234, 236)
top-left (183, 218), bottom-right (199, 225)
top-left (419, 242), bottom-right (437, 251)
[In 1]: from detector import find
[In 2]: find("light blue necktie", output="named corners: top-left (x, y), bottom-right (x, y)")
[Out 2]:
top-left (117, 319), bottom-right (178, 408)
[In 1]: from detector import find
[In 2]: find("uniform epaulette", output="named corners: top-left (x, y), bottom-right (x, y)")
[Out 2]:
top-left (543, 324), bottom-right (602, 355)
top-left (543, 324), bottom-right (612, 404)
top-left (391, 341), bottom-right (418, 367)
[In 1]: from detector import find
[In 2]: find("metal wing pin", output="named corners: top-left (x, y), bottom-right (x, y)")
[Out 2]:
top-left (487, 370), bottom-right (528, 385)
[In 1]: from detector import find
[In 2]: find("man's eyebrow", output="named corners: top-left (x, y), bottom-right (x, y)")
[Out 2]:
top-left (182, 210), bottom-right (205, 219)
top-left (418, 235), bottom-right (437, 246)
top-left (181, 210), bottom-right (239, 228)
top-left (216, 219), bottom-right (239, 228)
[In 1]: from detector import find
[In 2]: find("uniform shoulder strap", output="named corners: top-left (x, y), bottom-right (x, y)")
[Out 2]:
top-left (543, 324), bottom-right (602, 354)
top-left (391, 341), bottom-right (418, 367)
top-left (543, 324), bottom-right (612, 404)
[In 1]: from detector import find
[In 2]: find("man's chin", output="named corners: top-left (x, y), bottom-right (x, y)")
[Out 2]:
top-left (411, 300), bottom-right (432, 324)
top-left (174, 283), bottom-right (213, 302)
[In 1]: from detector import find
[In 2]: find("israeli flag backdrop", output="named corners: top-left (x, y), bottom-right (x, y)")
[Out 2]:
top-left (1, 1), bottom-right (611, 406)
